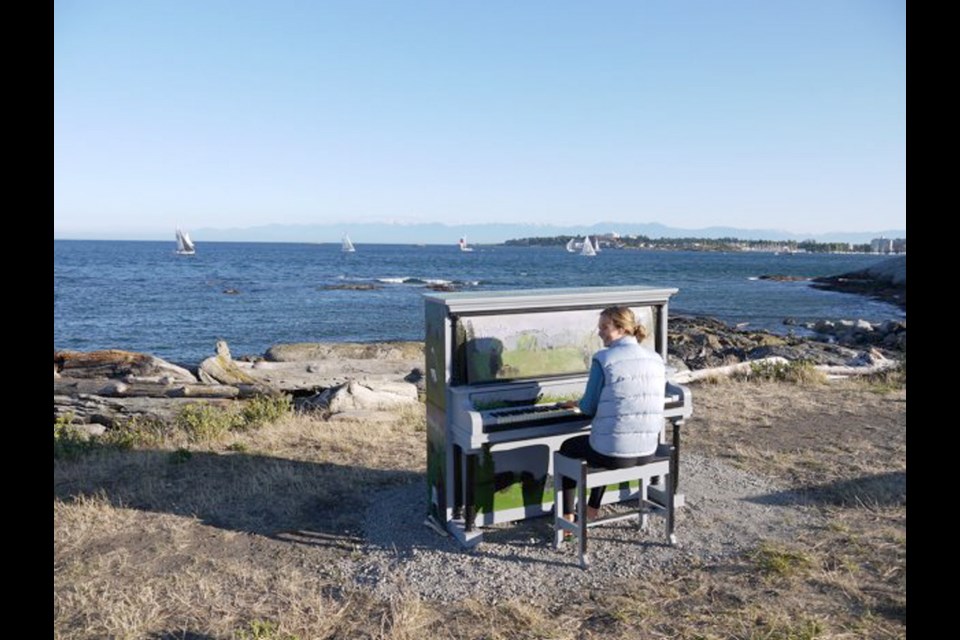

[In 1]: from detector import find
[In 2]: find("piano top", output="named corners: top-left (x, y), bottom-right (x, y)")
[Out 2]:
top-left (424, 285), bottom-right (679, 313)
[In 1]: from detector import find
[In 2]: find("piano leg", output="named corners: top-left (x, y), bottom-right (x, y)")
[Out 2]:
top-left (464, 452), bottom-right (477, 531)
top-left (452, 444), bottom-right (463, 520)
top-left (672, 419), bottom-right (683, 492)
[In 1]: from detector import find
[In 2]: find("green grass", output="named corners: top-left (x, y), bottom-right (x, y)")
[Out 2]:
top-left (751, 542), bottom-right (813, 579)
top-left (236, 619), bottom-right (301, 640)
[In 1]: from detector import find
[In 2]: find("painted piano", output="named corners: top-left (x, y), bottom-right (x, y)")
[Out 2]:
top-left (423, 286), bottom-right (692, 546)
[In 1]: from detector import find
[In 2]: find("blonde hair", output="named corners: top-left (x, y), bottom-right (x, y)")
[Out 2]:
top-left (600, 305), bottom-right (648, 341)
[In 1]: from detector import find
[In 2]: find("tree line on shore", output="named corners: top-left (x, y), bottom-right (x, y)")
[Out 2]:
top-left (504, 234), bottom-right (903, 254)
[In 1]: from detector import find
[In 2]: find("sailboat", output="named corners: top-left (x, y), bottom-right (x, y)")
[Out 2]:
top-left (175, 228), bottom-right (196, 255)
top-left (341, 235), bottom-right (356, 252)
top-left (458, 237), bottom-right (474, 252)
top-left (565, 238), bottom-right (578, 253)
top-left (580, 236), bottom-right (597, 257)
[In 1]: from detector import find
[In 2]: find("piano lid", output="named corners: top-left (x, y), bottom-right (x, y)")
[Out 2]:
top-left (423, 285), bottom-right (679, 314)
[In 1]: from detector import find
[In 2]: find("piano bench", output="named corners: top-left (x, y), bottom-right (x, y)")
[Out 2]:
top-left (552, 447), bottom-right (676, 569)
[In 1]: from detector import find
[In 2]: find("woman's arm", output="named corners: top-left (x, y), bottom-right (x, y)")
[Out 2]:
top-left (576, 359), bottom-right (604, 416)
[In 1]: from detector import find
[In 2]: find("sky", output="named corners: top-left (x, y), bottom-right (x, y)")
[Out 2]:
top-left (54, 0), bottom-right (906, 240)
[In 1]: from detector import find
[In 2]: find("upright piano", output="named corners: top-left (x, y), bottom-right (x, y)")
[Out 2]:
top-left (423, 286), bottom-right (692, 547)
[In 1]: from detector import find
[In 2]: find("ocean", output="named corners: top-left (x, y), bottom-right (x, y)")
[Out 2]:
top-left (53, 240), bottom-right (904, 366)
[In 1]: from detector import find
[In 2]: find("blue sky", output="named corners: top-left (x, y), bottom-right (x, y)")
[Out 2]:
top-left (54, 1), bottom-right (905, 239)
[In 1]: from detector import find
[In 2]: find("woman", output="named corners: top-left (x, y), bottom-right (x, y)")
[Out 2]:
top-left (558, 305), bottom-right (666, 523)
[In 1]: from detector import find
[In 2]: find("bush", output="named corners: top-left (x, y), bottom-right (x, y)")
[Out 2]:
top-left (238, 394), bottom-right (293, 430)
top-left (175, 394), bottom-right (293, 444)
top-left (100, 416), bottom-right (169, 450)
top-left (176, 403), bottom-right (244, 443)
top-left (54, 414), bottom-right (95, 460)
top-left (746, 359), bottom-right (825, 385)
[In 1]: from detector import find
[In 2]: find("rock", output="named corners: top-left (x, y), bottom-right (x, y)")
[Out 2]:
top-left (757, 274), bottom-right (809, 281)
top-left (668, 315), bottom-right (902, 371)
top-left (75, 423), bottom-right (107, 437)
top-left (810, 256), bottom-right (906, 309)
top-left (304, 380), bottom-right (419, 414)
top-left (404, 368), bottom-right (426, 394)
top-left (54, 349), bottom-right (197, 382)
top-left (264, 341), bottom-right (423, 362)
top-left (319, 283), bottom-right (381, 291)
top-left (198, 341), bottom-right (263, 387)
top-left (865, 255), bottom-right (907, 286)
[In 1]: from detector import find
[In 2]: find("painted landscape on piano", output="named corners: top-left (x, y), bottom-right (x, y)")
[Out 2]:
top-left (458, 306), bottom-right (655, 383)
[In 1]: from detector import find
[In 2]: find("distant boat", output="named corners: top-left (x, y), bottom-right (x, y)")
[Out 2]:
top-left (565, 238), bottom-right (578, 253)
top-left (175, 228), bottom-right (196, 255)
top-left (580, 236), bottom-right (597, 257)
top-left (341, 235), bottom-right (356, 252)
top-left (458, 237), bottom-right (474, 252)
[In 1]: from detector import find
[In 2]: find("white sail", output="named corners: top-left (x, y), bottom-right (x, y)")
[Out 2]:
top-left (342, 235), bottom-right (356, 252)
top-left (565, 238), bottom-right (577, 253)
top-left (175, 228), bottom-right (196, 255)
top-left (458, 236), bottom-right (474, 252)
top-left (580, 236), bottom-right (597, 256)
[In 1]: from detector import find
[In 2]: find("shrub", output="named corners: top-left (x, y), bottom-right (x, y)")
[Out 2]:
top-left (54, 414), bottom-right (95, 460)
top-left (747, 359), bottom-right (825, 385)
top-left (175, 395), bottom-right (292, 444)
top-left (238, 394), bottom-right (293, 430)
top-left (176, 403), bottom-right (244, 443)
top-left (100, 416), bottom-right (169, 450)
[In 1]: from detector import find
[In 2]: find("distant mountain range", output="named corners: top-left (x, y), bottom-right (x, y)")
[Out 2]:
top-left (56, 221), bottom-right (906, 245)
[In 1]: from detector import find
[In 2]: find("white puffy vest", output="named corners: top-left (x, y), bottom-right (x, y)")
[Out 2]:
top-left (588, 336), bottom-right (666, 458)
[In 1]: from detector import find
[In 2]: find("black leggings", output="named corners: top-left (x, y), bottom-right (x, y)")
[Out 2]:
top-left (558, 435), bottom-right (656, 515)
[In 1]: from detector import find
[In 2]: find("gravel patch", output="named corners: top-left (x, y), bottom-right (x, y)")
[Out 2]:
top-left (342, 452), bottom-right (824, 602)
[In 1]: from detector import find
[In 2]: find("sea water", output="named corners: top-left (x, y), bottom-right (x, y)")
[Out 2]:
top-left (54, 240), bottom-right (904, 366)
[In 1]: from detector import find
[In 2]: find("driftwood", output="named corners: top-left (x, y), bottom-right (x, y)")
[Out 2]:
top-left (816, 361), bottom-right (899, 379)
top-left (670, 355), bottom-right (899, 384)
top-left (54, 394), bottom-right (233, 427)
top-left (55, 378), bottom-right (241, 399)
top-left (54, 349), bottom-right (197, 382)
top-left (671, 358), bottom-right (790, 384)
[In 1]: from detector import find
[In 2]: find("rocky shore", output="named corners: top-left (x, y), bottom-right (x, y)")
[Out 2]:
top-left (54, 308), bottom-right (905, 432)
top-left (810, 254), bottom-right (906, 310)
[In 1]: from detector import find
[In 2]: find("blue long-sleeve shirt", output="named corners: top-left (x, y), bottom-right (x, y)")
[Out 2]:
top-left (578, 359), bottom-right (604, 417)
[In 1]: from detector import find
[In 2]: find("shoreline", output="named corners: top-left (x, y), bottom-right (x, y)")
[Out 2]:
top-left (810, 255), bottom-right (906, 310)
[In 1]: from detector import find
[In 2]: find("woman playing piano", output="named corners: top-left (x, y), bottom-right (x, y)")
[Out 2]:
top-left (558, 305), bottom-right (666, 524)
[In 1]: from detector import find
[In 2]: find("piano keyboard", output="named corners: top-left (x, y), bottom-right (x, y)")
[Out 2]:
top-left (482, 403), bottom-right (583, 433)
top-left (479, 386), bottom-right (689, 434)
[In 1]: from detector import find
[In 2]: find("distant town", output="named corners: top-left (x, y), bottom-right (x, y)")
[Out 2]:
top-left (504, 233), bottom-right (906, 255)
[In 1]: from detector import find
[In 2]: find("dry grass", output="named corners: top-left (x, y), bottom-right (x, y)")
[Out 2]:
top-left (54, 379), bottom-right (905, 639)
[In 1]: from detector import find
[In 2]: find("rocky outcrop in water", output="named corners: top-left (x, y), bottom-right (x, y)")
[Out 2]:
top-left (811, 255), bottom-right (906, 310)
